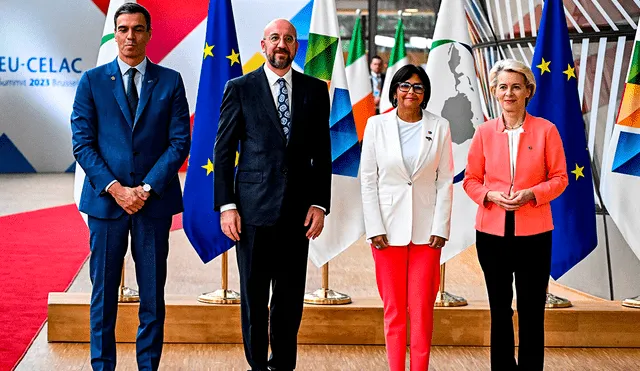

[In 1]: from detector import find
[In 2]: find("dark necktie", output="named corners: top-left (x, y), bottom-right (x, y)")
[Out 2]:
top-left (276, 78), bottom-right (291, 141)
top-left (126, 68), bottom-right (139, 121)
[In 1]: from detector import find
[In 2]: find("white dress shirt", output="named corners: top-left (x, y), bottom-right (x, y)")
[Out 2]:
top-left (220, 65), bottom-right (325, 214)
top-left (505, 126), bottom-right (524, 193)
top-left (105, 58), bottom-right (149, 192)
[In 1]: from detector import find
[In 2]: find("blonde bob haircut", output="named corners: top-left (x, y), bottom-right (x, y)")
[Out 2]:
top-left (489, 59), bottom-right (536, 105)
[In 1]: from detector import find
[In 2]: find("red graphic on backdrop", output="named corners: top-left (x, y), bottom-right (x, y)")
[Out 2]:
top-left (91, 0), bottom-right (208, 63)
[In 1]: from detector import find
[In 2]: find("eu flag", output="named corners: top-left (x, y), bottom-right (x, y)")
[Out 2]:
top-left (528, 0), bottom-right (597, 279)
top-left (183, 0), bottom-right (242, 263)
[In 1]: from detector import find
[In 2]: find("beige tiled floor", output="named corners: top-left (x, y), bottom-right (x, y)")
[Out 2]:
top-left (5, 173), bottom-right (640, 370)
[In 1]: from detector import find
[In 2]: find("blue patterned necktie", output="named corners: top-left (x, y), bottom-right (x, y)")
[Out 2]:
top-left (276, 78), bottom-right (291, 141)
top-left (126, 68), bottom-right (139, 122)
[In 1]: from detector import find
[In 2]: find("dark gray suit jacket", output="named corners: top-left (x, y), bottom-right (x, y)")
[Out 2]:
top-left (213, 66), bottom-right (331, 226)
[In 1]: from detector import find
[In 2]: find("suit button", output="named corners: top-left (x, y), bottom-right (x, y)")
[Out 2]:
top-left (130, 172), bottom-right (135, 176)
top-left (408, 181), bottom-right (412, 186)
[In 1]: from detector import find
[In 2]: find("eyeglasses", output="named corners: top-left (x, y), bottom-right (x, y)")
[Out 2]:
top-left (264, 34), bottom-right (296, 45)
top-left (398, 82), bottom-right (425, 94)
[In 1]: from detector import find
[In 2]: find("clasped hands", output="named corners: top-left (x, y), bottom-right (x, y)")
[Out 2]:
top-left (371, 234), bottom-right (446, 250)
top-left (486, 189), bottom-right (535, 211)
top-left (220, 206), bottom-right (326, 242)
top-left (108, 182), bottom-right (150, 215)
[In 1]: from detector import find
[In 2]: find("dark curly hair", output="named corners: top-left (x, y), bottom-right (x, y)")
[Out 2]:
top-left (388, 64), bottom-right (431, 110)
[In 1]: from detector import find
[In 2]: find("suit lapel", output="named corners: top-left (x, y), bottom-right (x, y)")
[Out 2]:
top-left (384, 110), bottom-right (411, 180)
top-left (107, 59), bottom-right (134, 128)
top-left (411, 111), bottom-right (436, 179)
top-left (253, 68), bottom-right (286, 143)
top-left (134, 60), bottom-right (158, 126)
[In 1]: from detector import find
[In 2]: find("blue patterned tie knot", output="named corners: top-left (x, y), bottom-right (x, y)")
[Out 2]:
top-left (276, 78), bottom-right (291, 141)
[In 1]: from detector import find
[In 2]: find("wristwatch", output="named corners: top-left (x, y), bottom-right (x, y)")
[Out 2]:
top-left (142, 183), bottom-right (152, 193)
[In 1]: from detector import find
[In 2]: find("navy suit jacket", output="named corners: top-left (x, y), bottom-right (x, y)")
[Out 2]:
top-left (71, 58), bottom-right (191, 220)
top-left (213, 67), bottom-right (332, 226)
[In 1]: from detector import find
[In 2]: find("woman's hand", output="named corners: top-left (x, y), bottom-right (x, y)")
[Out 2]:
top-left (371, 234), bottom-right (389, 250)
top-left (486, 191), bottom-right (521, 211)
top-left (506, 189), bottom-right (536, 207)
top-left (427, 235), bottom-right (446, 249)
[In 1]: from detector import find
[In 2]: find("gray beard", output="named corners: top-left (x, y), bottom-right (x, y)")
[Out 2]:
top-left (268, 52), bottom-right (293, 69)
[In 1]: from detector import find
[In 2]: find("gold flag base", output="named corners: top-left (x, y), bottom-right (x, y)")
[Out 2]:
top-left (303, 288), bottom-right (352, 305)
top-left (198, 289), bottom-right (241, 304)
top-left (434, 291), bottom-right (468, 307)
top-left (622, 295), bottom-right (640, 309)
top-left (545, 292), bottom-right (572, 308)
top-left (118, 286), bottom-right (140, 303)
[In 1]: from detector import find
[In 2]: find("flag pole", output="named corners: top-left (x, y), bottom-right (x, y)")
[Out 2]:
top-left (434, 263), bottom-right (467, 307)
top-left (118, 260), bottom-right (139, 303)
top-left (198, 251), bottom-right (241, 304)
top-left (303, 263), bottom-right (352, 305)
top-left (545, 283), bottom-right (572, 308)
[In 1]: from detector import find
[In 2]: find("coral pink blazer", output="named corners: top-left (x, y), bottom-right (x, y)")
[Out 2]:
top-left (463, 114), bottom-right (568, 237)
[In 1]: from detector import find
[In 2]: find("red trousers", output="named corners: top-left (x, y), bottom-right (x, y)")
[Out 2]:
top-left (372, 243), bottom-right (442, 371)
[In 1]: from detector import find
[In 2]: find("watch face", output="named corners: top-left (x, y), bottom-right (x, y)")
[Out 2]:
top-left (143, 184), bottom-right (151, 192)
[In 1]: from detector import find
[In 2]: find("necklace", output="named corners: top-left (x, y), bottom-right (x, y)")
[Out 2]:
top-left (502, 114), bottom-right (525, 130)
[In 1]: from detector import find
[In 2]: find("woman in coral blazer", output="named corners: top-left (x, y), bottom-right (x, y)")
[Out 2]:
top-left (361, 64), bottom-right (454, 371)
top-left (463, 59), bottom-right (568, 371)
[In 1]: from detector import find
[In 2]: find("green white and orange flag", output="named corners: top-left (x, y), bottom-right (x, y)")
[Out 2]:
top-left (304, 0), bottom-right (364, 267)
top-left (601, 24), bottom-right (640, 260)
top-left (345, 10), bottom-right (375, 141)
top-left (73, 0), bottom-right (133, 223)
top-left (379, 14), bottom-right (408, 113)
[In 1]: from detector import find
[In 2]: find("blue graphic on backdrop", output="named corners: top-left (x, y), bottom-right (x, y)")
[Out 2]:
top-left (0, 134), bottom-right (36, 173)
top-left (612, 131), bottom-right (640, 177)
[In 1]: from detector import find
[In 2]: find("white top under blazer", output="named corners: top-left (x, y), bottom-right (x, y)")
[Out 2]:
top-left (360, 108), bottom-right (454, 246)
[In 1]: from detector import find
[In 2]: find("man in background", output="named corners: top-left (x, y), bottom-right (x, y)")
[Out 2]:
top-left (370, 55), bottom-right (386, 113)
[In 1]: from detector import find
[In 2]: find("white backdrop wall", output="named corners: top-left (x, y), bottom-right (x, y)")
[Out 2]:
top-left (0, 0), bottom-right (311, 173)
top-left (0, 0), bottom-right (104, 172)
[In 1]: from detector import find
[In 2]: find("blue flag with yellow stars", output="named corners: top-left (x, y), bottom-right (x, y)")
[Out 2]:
top-left (183, 0), bottom-right (242, 263)
top-left (528, 0), bottom-right (597, 279)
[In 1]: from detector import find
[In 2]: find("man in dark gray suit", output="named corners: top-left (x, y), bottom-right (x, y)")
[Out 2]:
top-left (213, 18), bottom-right (332, 371)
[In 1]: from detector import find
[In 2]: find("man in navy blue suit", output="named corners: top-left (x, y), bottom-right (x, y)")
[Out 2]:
top-left (71, 3), bottom-right (190, 370)
top-left (214, 19), bottom-right (331, 371)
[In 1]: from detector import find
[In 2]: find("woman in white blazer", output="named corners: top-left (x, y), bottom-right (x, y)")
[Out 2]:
top-left (361, 64), bottom-right (454, 371)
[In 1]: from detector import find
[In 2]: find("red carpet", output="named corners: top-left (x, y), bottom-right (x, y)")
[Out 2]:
top-left (0, 204), bottom-right (183, 370)
top-left (0, 204), bottom-right (89, 371)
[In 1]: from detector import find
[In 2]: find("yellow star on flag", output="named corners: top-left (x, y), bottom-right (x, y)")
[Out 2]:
top-left (537, 58), bottom-right (551, 75)
top-left (226, 49), bottom-right (240, 66)
top-left (571, 163), bottom-right (585, 180)
top-left (203, 42), bottom-right (214, 60)
top-left (202, 158), bottom-right (214, 175)
top-left (563, 64), bottom-right (576, 80)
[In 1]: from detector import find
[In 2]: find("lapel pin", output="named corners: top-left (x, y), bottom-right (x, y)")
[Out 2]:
top-left (428, 130), bottom-right (432, 134)
top-left (528, 146), bottom-right (533, 150)
top-left (111, 76), bottom-right (115, 81)
top-left (148, 80), bottom-right (152, 83)
top-left (426, 136), bottom-right (433, 141)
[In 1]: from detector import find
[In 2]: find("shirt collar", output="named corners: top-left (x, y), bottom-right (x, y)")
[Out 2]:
top-left (263, 64), bottom-right (292, 88)
top-left (117, 57), bottom-right (148, 77)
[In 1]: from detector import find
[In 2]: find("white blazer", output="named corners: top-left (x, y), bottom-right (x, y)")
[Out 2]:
top-left (361, 109), bottom-right (454, 246)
